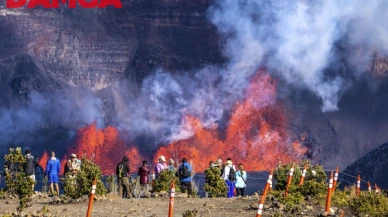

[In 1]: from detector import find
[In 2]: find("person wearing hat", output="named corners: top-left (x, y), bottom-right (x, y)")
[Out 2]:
top-left (65, 154), bottom-right (81, 176)
top-left (222, 158), bottom-right (236, 198)
top-left (155, 156), bottom-right (167, 176)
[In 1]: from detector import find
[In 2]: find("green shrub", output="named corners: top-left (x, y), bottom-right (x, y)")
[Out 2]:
top-left (153, 169), bottom-right (180, 193)
top-left (64, 157), bottom-right (106, 199)
top-left (279, 185), bottom-right (304, 207)
top-left (271, 161), bottom-right (329, 212)
top-left (182, 209), bottom-right (198, 217)
top-left (4, 147), bottom-right (35, 211)
top-left (297, 179), bottom-right (327, 197)
top-left (274, 161), bottom-right (326, 192)
top-left (349, 192), bottom-right (388, 217)
top-left (273, 163), bottom-right (302, 191)
top-left (203, 167), bottom-right (227, 197)
top-left (270, 211), bottom-right (282, 217)
top-left (332, 190), bottom-right (350, 207)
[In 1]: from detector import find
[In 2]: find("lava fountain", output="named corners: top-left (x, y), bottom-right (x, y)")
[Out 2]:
top-left (155, 71), bottom-right (307, 171)
top-left (40, 123), bottom-right (142, 175)
top-left (67, 123), bottom-right (142, 174)
top-left (39, 70), bottom-right (307, 174)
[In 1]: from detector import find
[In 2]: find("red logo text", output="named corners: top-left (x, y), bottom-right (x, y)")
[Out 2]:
top-left (7, 0), bottom-right (123, 9)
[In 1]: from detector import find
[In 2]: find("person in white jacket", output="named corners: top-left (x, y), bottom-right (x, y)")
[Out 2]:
top-left (235, 164), bottom-right (247, 197)
top-left (222, 158), bottom-right (236, 198)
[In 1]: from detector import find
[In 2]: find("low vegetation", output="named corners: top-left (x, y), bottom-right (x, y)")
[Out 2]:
top-left (203, 166), bottom-right (228, 197)
top-left (182, 209), bottom-right (198, 217)
top-left (64, 157), bottom-right (107, 199)
top-left (269, 161), bottom-right (388, 216)
top-left (349, 191), bottom-right (388, 217)
top-left (153, 169), bottom-right (181, 193)
top-left (4, 147), bottom-right (35, 212)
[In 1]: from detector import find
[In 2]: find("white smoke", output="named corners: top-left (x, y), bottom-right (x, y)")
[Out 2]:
top-left (0, 89), bottom-right (103, 152)
top-left (209, 0), bottom-right (388, 112)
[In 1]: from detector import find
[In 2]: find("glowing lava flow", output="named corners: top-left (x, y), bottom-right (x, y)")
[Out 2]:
top-left (155, 71), bottom-right (307, 171)
top-left (39, 123), bottom-right (142, 175)
top-left (67, 123), bottom-right (141, 174)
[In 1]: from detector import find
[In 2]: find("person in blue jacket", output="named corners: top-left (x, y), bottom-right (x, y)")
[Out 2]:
top-left (177, 158), bottom-right (193, 197)
top-left (46, 151), bottom-right (61, 196)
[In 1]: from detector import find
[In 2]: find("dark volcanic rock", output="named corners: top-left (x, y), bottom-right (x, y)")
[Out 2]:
top-left (287, 78), bottom-right (388, 170)
top-left (343, 141), bottom-right (388, 189)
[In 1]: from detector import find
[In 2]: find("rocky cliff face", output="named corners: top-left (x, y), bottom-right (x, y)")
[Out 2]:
top-left (0, 0), bottom-right (223, 106)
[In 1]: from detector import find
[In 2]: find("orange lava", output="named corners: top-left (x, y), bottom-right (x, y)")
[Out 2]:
top-left (38, 151), bottom-right (49, 169)
top-left (39, 123), bottom-right (142, 175)
top-left (155, 71), bottom-right (307, 171)
top-left (67, 123), bottom-right (142, 174)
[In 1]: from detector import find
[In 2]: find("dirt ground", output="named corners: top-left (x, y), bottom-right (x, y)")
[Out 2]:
top-left (0, 196), bottom-right (263, 217)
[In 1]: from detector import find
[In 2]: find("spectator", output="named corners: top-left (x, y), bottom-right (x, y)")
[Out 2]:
top-left (214, 158), bottom-right (223, 169)
top-left (235, 164), bottom-right (247, 197)
top-left (222, 158), bottom-right (236, 198)
top-left (46, 151), bottom-right (61, 196)
top-left (177, 158), bottom-right (193, 198)
top-left (168, 159), bottom-right (176, 172)
top-left (138, 160), bottom-right (150, 190)
top-left (155, 156), bottom-right (167, 176)
top-left (4, 158), bottom-right (18, 191)
top-left (24, 149), bottom-right (39, 191)
top-left (116, 156), bottom-right (131, 198)
top-left (65, 154), bottom-right (81, 176)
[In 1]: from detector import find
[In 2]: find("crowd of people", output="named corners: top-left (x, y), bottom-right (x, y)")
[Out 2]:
top-left (116, 155), bottom-right (194, 198)
top-left (3, 149), bottom-right (248, 198)
top-left (206, 158), bottom-right (247, 197)
top-left (115, 155), bottom-right (247, 198)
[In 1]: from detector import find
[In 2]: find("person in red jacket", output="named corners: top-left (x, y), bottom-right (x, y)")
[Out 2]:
top-left (138, 161), bottom-right (150, 190)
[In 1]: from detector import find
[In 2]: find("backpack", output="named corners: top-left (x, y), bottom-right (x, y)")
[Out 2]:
top-left (227, 165), bottom-right (236, 182)
top-left (118, 163), bottom-right (124, 178)
top-left (180, 165), bottom-right (191, 178)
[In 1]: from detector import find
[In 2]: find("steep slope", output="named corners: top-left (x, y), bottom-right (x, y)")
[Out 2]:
top-left (343, 142), bottom-right (388, 188)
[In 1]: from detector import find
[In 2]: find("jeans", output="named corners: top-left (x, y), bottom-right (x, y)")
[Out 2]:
top-left (236, 187), bottom-right (245, 197)
top-left (226, 180), bottom-right (235, 198)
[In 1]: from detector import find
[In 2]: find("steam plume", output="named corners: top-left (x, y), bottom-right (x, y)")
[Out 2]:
top-left (209, 0), bottom-right (388, 111)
